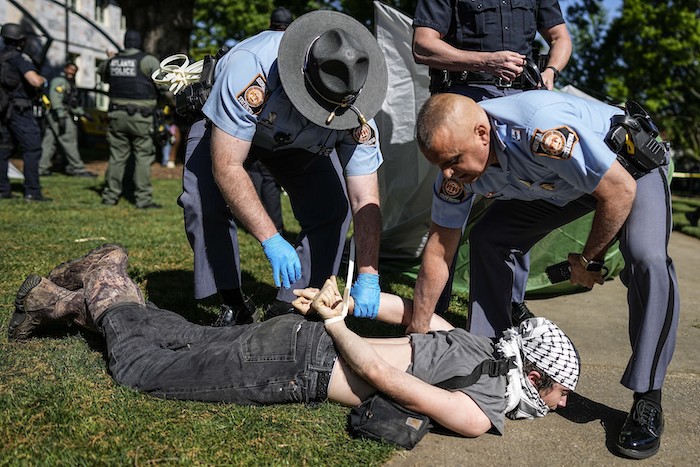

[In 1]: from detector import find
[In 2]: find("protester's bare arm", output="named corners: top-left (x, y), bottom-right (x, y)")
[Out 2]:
top-left (345, 173), bottom-right (381, 276)
top-left (408, 223), bottom-right (462, 333)
top-left (569, 161), bottom-right (636, 288)
top-left (24, 70), bottom-right (46, 88)
top-left (292, 282), bottom-right (454, 331)
top-left (314, 280), bottom-right (490, 436)
top-left (210, 126), bottom-right (279, 243)
top-left (412, 26), bottom-right (525, 82)
top-left (539, 23), bottom-right (572, 90)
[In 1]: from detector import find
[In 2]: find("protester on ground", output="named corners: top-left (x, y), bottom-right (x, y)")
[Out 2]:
top-left (411, 91), bottom-right (678, 459)
top-left (98, 30), bottom-right (163, 209)
top-left (8, 244), bottom-right (580, 442)
top-left (179, 9), bottom-right (387, 326)
top-left (39, 62), bottom-right (96, 178)
top-left (412, 0), bottom-right (573, 322)
top-left (0, 23), bottom-right (49, 201)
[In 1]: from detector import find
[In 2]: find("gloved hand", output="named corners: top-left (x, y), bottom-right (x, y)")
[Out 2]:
top-left (262, 233), bottom-right (302, 289)
top-left (350, 273), bottom-right (380, 319)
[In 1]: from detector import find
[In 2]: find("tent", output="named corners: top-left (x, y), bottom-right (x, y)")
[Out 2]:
top-left (373, 1), bottom-right (624, 298)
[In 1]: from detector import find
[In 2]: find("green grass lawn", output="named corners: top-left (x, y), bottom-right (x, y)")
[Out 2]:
top-left (0, 174), bottom-right (405, 465)
top-left (2, 170), bottom-right (699, 465)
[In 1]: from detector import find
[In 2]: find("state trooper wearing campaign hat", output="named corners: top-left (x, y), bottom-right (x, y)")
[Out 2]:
top-left (179, 10), bottom-right (388, 325)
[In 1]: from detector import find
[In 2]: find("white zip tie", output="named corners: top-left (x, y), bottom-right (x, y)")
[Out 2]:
top-left (325, 238), bottom-right (355, 326)
top-left (151, 54), bottom-right (204, 95)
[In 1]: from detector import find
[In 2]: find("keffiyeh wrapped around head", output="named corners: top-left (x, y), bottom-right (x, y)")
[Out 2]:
top-left (496, 317), bottom-right (580, 420)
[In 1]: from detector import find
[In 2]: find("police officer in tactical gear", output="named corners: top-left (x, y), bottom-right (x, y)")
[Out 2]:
top-left (98, 30), bottom-right (162, 208)
top-left (0, 23), bottom-right (49, 201)
top-left (39, 62), bottom-right (96, 177)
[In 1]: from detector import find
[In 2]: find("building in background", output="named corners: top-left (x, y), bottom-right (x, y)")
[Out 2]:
top-left (1, 0), bottom-right (125, 104)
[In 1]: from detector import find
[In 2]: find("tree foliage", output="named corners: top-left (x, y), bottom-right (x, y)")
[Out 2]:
top-left (565, 0), bottom-right (700, 157)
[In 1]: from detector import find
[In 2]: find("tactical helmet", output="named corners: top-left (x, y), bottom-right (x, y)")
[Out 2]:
top-left (1, 23), bottom-right (25, 42)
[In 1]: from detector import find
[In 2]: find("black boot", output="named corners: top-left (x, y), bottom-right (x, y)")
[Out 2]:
top-left (511, 302), bottom-right (535, 325)
top-left (616, 399), bottom-right (664, 459)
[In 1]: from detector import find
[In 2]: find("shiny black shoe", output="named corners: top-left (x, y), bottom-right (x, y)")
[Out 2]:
top-left (511, 302), bottom-right (535, 325)
top-left (615, 399), bottom-right (664, 459)
top-left (213, 297), bottom-right (260, 327)
top-left (264, 299), bottom-right (295, 320)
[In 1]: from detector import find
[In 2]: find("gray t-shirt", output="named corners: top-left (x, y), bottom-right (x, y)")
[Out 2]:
top-left (409, 329), bottom-right (508, 434)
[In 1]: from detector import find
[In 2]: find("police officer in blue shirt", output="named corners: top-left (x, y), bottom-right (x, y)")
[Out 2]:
top-left (0, 23), bottom-right (49, 201)
top-left (412, 0), bottom-right (572, 321)
top-left (179, 10), bottom-right (388, 325)
top-left (411, 91), bottom-right (678, 460)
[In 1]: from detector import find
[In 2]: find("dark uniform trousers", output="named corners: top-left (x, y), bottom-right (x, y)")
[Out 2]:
top-left (179, 120), bottom-right (351, 303)
top-left (0, 107), bottom-right (42, 197)
top-left (467, 155), bottom-right (679, 393)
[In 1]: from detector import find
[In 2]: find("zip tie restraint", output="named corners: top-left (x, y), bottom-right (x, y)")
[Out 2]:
top-left (151, 54), bottom-right (204, 95)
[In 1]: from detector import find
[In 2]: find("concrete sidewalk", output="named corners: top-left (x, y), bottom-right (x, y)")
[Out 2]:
top-left (387, 231), bottom-right (700, 466)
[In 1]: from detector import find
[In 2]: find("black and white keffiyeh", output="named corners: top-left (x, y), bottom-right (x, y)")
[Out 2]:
top-left (496, 317), bottom-right (580, 420)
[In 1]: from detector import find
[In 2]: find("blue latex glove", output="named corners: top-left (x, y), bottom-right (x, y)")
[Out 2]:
top-left (262, 233), bottom-right (302, 289)
top-left (350, 273), bottom-right (380, 319)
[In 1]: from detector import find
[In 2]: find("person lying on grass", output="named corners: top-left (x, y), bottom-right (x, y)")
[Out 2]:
top-left (9, 244), bottom-right (580, 440)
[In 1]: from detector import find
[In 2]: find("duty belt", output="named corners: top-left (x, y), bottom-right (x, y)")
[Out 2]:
top-left (449, 70), bottom-right (527, 89)
top-left (430, 68), bottom-right (529, 93)
top-left (109, 103), bottom-right (154, 117)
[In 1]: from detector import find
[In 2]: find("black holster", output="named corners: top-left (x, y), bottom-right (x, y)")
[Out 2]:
top-left (604, 101), bottom-right (668, 179)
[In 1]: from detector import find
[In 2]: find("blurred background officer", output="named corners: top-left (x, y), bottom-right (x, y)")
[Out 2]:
top-left (0, 23), bottom-right (49, 201)
top-left (39, 62), bottom-right (96, 178)
top-left (98, 30), bottom-right (162, 209)
top-left (411, 0), bottom-right (572, 325)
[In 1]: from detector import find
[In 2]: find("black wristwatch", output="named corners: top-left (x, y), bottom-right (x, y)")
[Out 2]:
top-left (579, 254), bottom-right (604, 272)
top-left (545, 65), bottom-right (559, 82)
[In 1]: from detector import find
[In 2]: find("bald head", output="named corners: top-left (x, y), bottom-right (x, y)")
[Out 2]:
top-left (416, 93), bottom-right (488, 154)
top-left (415, 94), bottom-right (494, 183)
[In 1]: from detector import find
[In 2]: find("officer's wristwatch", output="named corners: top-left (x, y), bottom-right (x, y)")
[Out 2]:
top-left (579, 254), bottom-right (604, 272)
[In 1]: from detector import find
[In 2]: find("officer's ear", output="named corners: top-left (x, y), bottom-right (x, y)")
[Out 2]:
top-left (475, 123), bottom-right (490, 147)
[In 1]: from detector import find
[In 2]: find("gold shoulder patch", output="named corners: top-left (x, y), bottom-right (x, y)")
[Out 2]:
top-left (55, 85), bottom-right (64, 93)
top-left (531, 126), bottom-right (579, 159)
top-left (236, 74), bottom-right (268, 115)
top-left (352, 123), bottom-right (376, 145)
top-left (438, 177), bottom-right (467, 204)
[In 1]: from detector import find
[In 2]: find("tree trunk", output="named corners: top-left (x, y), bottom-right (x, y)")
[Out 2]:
top-left (117, 0), bottom-right (195, 59)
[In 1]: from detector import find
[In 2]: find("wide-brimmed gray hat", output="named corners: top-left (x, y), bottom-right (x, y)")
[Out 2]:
top-left (277, 10), bottom-right (388, 130)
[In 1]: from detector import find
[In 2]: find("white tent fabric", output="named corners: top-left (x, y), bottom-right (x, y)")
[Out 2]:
top-left (375, 1), bottom-right (436, 259)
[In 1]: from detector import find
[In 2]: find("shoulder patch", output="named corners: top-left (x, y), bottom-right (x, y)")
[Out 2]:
top-left (531, 126), bottom-right (579, 159)
top-left (55, 85), bottom-right (65, 93)
top-left (351, 123), bottom-right (376, 145)
top-left (438, 177), bottom-right (467, 204)
top-left (236, 74), bottom-right (267, 115)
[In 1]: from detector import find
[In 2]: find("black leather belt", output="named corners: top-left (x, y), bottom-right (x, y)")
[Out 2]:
top-left (447, 70), bottom-right (527, 89)
top-left (109, 103), bottom-right (154, 117)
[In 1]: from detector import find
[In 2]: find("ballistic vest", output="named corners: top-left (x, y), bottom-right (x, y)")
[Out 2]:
top-left (107, 51), bottom-right (157, 100)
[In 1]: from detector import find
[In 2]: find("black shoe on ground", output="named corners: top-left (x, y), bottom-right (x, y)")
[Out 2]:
top-left (0, 192), bottom-right (16, 199)
top-left (264, 299), bottom-right (295, 320)
top-left (615, 399), bottom-right (664, 459)
top-left (68, 170), bottom-right (98, 178)
top-left (511, 302), bottom-right (535, 325)
top-left (136, 202), bottom-right (162, 209)
top-left (214, 298), bottom-right (260, 327)
top-left (24, 194), bottom-right (52, 202)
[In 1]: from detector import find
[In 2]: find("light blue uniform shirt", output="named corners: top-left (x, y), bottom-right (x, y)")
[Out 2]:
top-left (203, 30), bottom-right (382, 176)
top-left (431, 91), bottom-right (623, 229)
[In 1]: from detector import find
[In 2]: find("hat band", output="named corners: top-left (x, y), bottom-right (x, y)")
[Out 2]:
top-left (302, 36), bottom-right (368, 127)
